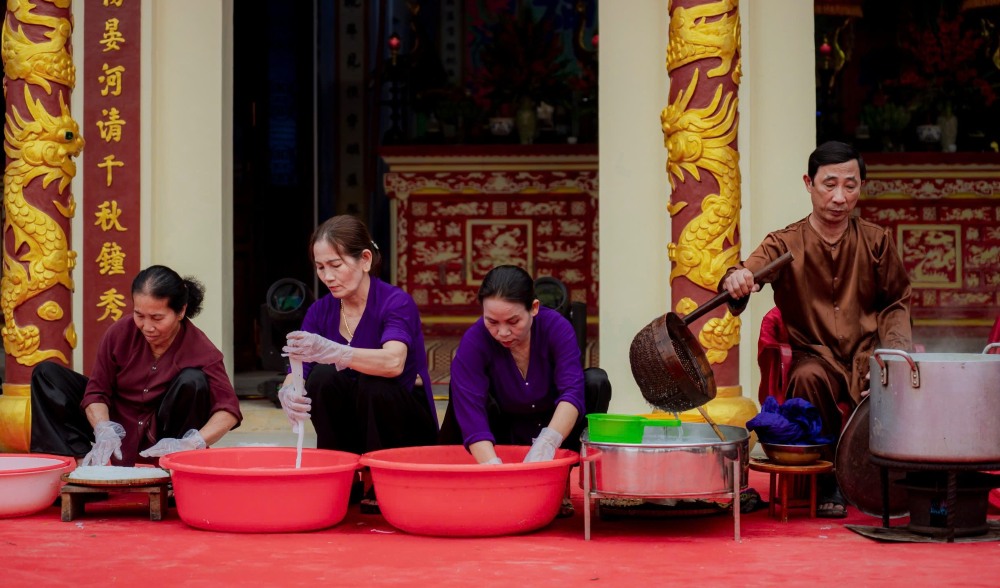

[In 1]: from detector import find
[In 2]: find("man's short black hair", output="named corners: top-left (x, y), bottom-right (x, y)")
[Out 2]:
top-left (808, 141), bottom-right (866, 182)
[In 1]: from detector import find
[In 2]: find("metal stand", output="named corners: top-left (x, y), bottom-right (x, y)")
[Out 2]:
top-left (870, 455), bottom-right (1000, 543)
top-left (582, 443), bottom-right (743, 542)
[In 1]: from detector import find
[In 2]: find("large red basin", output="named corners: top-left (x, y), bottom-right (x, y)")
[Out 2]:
top-left (360, 445), bottom-right (579, 537)
top-left (0, 453), bottom-right (75, 518)
top-left (159, 447), bottom-right (359, 533)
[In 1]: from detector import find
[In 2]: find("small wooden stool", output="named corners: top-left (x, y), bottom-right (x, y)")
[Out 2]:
top-left (749, 459), bottom-right (833, 522)
top-left (60, 482), bottom-right (169, 522)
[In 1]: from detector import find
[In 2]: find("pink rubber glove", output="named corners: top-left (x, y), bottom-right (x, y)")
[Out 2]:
top-left (139, 429), bottom-right (207, 458)
top-left (283, 331), bottom-right (354, 371)
top-left (81, 421), bottom-right (126, 466)
top-left (523, 427), bottom-right (564, 463)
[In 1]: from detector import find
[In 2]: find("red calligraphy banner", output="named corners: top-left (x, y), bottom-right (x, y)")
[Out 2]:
top-left (82, 0), bottom-right (141, 373)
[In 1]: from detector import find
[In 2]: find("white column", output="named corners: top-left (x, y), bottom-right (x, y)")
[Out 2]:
top-left (599, 1), bottom-right (670, 413)
top-left (738, 0), bottom-right (816, 397)
top-left (145, 0), bottom-right (235, 374)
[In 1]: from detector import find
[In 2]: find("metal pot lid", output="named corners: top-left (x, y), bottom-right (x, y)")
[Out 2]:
top-left (835, 395), bottom-right (909, 518)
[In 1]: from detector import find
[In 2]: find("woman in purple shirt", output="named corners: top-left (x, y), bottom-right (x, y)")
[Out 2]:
top-left (279, 216), bottom-right (438, 509)
top-left (441, 265), bottom-right (611, 467)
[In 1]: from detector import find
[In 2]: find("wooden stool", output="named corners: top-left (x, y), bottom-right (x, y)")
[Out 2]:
top-left (749, 459), bottom-right (833, 522)
top-left (60, 482), bottom-right (169, 522)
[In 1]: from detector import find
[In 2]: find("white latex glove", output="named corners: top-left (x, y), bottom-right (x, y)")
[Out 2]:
top-left (283, 330), bottom-right (354, 371)
top-left (278, 383), bottom-right (311, 427)
top-left (139, 429), bottom-right (207, 458)
top-left (81, 420), bottom-right (126, 466)
top-left (523, 427), bottom-right (564, 463)
top-left (484, 456), bottom-right (503, 465)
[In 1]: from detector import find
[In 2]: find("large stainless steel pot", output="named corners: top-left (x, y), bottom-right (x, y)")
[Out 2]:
top-left (869, 346), bottom-right (1000, 463)
top-left (581, 423), bottom-right (748, 498)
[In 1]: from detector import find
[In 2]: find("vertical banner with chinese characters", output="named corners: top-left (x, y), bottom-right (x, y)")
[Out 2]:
top-left (83, 0), bottom-right (140, 372)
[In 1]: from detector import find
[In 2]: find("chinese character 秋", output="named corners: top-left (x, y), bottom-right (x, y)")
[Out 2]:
top-left (98, 154), bottom-right (124, 186)
top-left (96, 287), bottom-right (126, 321)
top-left (96, 107), bottom-right (126, 142)
top-left (99, 63), bottom-right (125, 96)
top-left (96, 242), bottom-right (127, 276)
top-left (94, 200), bottom-right (128, 232)
top-left (100, 18), bottom-right (126, 52)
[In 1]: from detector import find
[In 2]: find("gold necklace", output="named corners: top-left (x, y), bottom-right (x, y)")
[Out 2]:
top-left (341, 303), bottom-right (354, 340)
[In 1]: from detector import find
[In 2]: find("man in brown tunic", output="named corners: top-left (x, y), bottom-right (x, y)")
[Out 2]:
top-left (721, 141), bottom-right (912, 517)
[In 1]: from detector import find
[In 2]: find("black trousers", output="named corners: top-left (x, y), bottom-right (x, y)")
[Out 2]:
top-left (29, 360), bottom-right (212, 465)
top-left (438, 367), bottom-right (612, 452)
top-left (306, 364), bottom-right (438, 455)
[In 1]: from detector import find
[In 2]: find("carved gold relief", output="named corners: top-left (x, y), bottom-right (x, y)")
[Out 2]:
top-left (36, 300), bottom-right (63, 320)
top-left (1, 0), bottom-right (79, 452)
top-left (0, 85), bottom-right (83, 365)
top-left (662, 70), bottom-right (741, 290)
top-left (676, 297), bottom-right (742, 365)
top-left (699, 310), bottom-right (740, 364)
top-left (675, 297), bottom-right (698, 315)
top-left (65, 322), bottom-right (77, 348)
top-left (667, 0), bottom-right (740, 82)
top-left (665, 0), bottom-right (742, 370)
top-left (2, 0), bottom-right (76, 93)
top-left (2, 84), bottom-right (83, 365)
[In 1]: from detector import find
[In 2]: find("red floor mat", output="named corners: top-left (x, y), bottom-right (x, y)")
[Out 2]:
top-left (3, 469), bottom-right (999, 587)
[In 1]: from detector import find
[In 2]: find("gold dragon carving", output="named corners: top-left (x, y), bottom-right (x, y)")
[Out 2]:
top-left (664, 0), bottom-right (742, 363)
top-left (676, 296), bottom-right (740, 364)
top-left (2, 0), bottom-right (82, 367)
top-left (667, 0), bottom-right (741, 84)
top-left (2, 0), bottom-right (76, 93)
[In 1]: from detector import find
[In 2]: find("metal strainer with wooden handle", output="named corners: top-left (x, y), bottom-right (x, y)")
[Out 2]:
top-left (629, 251), bottom-right (794, 414)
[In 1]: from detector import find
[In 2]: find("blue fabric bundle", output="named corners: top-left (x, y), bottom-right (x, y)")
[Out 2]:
top-left (746, 397), bottom-right (833, 445)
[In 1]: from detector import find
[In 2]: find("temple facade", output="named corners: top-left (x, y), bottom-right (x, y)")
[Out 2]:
top-left (2, 1), bottom-right (994, 449)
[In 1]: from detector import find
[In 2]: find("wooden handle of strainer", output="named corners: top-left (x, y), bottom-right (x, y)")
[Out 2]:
top-left (681, 251), bottom-right (795, 325)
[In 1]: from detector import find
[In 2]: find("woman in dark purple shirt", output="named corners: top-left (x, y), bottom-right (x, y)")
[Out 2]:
top-left (441, 265), bottom-right (611, 466)
top-left (279, 216), bottom-right (438, 509)
top-left (30, 265), bottom-right (242, 466)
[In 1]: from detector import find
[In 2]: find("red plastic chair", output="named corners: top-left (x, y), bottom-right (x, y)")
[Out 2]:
top-left (756, 307), bottom-right (850, 423)
top-left (988, 315), bottom-right (1000, 355)
top-left (757, 307), bottom-right (792, 406)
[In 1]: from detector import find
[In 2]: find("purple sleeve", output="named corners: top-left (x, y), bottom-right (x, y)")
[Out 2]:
top-left (449, 322), bottom-right (496, 447)
top-left (296, 296), bottom-right (338, 380)
top-left (378, 292), bottom-right (415, 349)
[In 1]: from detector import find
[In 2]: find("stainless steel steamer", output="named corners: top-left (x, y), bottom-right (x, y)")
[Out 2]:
top-left (581, 423), bottom-right (749, 541)
top-left (869, 346), bottom-right (1000, 463)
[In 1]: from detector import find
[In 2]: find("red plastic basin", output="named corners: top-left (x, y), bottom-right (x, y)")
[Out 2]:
top-left (0, 453), bottom-right (75, 518)
top-left (159, 447), bottom-right (359, 533)
top-left (360, 445), bottom-right (579, 537)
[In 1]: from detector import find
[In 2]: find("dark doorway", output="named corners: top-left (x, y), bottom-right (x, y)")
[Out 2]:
top-left (232, 0), bottom-right (317, 372)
